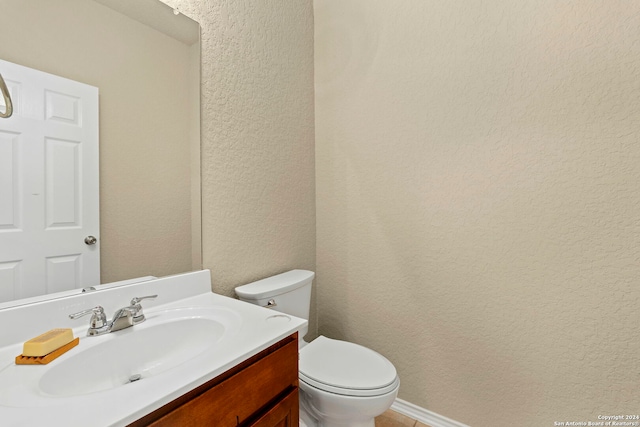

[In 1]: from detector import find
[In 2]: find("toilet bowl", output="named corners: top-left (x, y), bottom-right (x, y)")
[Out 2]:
top-left (298, 336), bottom-right (399, 427)
top-left (235, 270), bottom-right (400, 427)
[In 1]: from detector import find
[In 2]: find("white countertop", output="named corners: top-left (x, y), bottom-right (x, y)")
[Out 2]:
top-left (0, 270), bottom-right (307, 427)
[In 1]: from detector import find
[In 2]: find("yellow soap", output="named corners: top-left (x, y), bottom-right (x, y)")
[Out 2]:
top-left (22, 328), bottom-right (74, 357)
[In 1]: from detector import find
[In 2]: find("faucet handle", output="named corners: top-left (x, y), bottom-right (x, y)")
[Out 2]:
top-left (69, 306), bottom-right (108, 330)
top-left (130, 295), bottom-right (158, 305)
top-left (129, 295), bottom-right (157, 323)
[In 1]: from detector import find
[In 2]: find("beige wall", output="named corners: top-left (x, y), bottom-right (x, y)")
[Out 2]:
top-left (315, 1), bottom-right (640, 425)
top-left (0, 0), bottom-right (196, 285)
top-left (162, 0), bottom-right (317, 334)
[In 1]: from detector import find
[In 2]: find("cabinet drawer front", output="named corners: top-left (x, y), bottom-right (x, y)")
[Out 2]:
top-left (149, 338), bottom-right (298, 426)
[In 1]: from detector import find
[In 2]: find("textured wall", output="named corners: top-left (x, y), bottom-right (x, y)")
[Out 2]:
top-left (161, 0), bottom-right (317, 335)
top-left (315, 1), bottom-right (640, 425)
top-left (0, 0), bottom-right (195, 286)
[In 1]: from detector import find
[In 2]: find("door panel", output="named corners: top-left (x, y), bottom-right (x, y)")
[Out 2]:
top-left (0, 59), bottom-right (99, 302)
top-left (0, 130), bottom-right (21, 230)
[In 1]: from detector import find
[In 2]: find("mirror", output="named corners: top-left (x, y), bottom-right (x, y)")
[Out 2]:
top-left (0, 0), bottom-right (201, 306)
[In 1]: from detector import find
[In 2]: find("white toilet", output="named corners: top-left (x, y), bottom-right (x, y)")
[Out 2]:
top-left (235, 270), bottom-right (400, 427)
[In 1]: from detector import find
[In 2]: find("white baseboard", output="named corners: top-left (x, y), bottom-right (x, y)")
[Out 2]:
top-left (391, 399), bottom-right (470, 427)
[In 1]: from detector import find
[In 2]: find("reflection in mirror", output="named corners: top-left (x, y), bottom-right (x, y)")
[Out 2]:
top-left (0, 0), bottom-right (201, 307)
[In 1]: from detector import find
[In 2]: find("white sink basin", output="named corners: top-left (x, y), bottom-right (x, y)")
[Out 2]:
top-left (40, 309), bottom-right (234, 397)
top-left (0, 306), bottom-right (242, 406)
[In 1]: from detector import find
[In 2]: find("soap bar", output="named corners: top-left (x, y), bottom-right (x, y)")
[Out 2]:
top-left (22, 328), bottom-right (74, 357)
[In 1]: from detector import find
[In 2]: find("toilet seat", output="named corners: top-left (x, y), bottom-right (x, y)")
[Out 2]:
top-left (299, 336), bottom-right (399, 397)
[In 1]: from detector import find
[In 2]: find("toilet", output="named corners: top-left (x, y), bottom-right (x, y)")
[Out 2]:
top-left (235, 270), bottom-right (400, 427)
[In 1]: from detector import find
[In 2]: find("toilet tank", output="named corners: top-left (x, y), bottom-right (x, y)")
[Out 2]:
top-left (235, 270), bottom-right (314, 322)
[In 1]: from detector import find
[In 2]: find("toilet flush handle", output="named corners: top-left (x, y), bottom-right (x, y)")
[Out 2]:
top-left (263, 299), bottom-right (277, 308)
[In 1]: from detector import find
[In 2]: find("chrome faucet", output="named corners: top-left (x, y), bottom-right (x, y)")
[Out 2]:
top-left (70, 295), bottom-right (158, 336)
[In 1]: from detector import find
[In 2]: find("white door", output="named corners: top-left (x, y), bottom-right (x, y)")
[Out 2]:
top-left (0, 59), bottom-right (99, 303)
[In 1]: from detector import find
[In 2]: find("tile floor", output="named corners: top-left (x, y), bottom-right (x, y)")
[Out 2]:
top-left (375, 409), bottom-right (432, 427)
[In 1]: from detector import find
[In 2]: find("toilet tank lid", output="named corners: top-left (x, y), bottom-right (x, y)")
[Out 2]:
top-left (235, 269), bottom-right (314, 300)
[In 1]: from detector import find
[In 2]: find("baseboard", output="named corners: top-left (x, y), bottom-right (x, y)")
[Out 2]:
top-left (391, 399), bottom-right (470, 427)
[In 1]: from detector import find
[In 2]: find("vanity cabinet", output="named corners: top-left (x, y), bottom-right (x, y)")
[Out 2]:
top-left (128, 333), bottom-right (299, 427)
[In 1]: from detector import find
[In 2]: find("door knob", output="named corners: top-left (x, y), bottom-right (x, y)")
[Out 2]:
top-left (84, 236), bottom-right (97, 245)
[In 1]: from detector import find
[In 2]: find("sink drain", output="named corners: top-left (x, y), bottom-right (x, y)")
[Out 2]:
top-left (128, 374), bottom-right (142, 383)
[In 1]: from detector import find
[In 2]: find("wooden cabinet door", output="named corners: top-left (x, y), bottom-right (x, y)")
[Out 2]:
top-left (139, 335), bottom-right (299, 427)
top-left (248, 389), bottom-right (299, 427)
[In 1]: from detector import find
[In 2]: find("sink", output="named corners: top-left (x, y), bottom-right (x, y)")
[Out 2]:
top-left (0, 305), bottom-right (242, 405)
top-left (39, 307), bottom-right (241, 397)
top-left (0, 270), bottom-right (307, 426)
